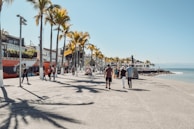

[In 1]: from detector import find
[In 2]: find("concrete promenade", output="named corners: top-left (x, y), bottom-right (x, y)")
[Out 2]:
top-left (1, 72), bottom-right (194, 129)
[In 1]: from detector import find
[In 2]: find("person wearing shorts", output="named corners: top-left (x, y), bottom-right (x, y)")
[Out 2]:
top-left (22, 63), bottom-right (29, 84)
top-left (105, 64), bottom-right (113, 89)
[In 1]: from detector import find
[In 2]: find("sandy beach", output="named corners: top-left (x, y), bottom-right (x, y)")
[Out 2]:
top-left (1, 72), bottom-right (194, 129)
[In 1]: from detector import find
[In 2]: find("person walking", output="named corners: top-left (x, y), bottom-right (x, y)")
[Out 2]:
top-left (43, 67), bottom-right (47, 80)
top-left (126, 65), bottom-right (134, 88)
top-left (120, 66), bottom-right (126, 88)
top-left (22, 63), bottom-right (29, 84)
top-left (117, 67), bottom-right (120, 79)
top-left (104, 64), bottom-right (113, 89)
top-left (72, 66), bottom-right (75, 76)
top-left (51, 65), bottom-right (56, 81)
top-left (47, 66), bottom-right (52, 81)
top-left (114, 67), bottom-right (118, 79)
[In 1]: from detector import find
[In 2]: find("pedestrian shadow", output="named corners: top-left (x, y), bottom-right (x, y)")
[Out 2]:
top-left (78, 75), bottom-right (102, 80)
top-left (0, 87), bottom-right (82, 129)
top-left (75, 80), bottom-right (105, 84)
top-left (128, 88), bottom-right (150, 91)
top-left (110, 89), bottom-right (128, 93)
top-left (136, 78), bottom-right (146, 80)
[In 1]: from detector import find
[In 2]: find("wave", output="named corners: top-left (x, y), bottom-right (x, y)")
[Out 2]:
top-left (157, 68), bottom-right (194, 83)
top-left (172, 71), bottom-right (183, 74)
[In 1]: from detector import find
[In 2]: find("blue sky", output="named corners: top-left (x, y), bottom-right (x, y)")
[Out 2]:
top-left (1, 0), bottom-right (194, 67)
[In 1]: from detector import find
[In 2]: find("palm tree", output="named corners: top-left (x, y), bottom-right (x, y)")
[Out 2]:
top-left (53, 7), bottom-right (70, 76)
top-left (93, 48), bottom-right (101, 69)
top-left (97, 52), bottom-right (104, 70)
top-left (27, 0), bottom-right (51, 79)
top-left (120, 58), bottom-right (125, 64)
top-left (105, 57), bottom-right (112, 65)
top-left (45, 4), bottom-right (60, 65)
top-left (99, 53), bottom-right (105, 70)
top-left (109, 57), bottom-right (114, 64)
top-left (86, 43), bottom-right (96, 64)
top-left (59, 23), bottom-right (71, 74)
top-left (79, 32), bottom-right (89, 69)
top-left (126, 57), bottom-right (131, 64)
top-left (0, 0), bottom-right (14, 87)
top-left (67, 31), bottom-right (82, 74)
top-left (66, 42), bottom-right (75, 68)
top-left (114, 57), bottom-right (119, 66)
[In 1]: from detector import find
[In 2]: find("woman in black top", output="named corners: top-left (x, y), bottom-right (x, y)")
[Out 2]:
top-left (120, 66), bottom-right (126, 88)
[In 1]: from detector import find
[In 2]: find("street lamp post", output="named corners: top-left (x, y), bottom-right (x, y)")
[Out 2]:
top-left (17, 14), bottom-right (27, 87)
top-left (131, 55), bottom-right (134, 66)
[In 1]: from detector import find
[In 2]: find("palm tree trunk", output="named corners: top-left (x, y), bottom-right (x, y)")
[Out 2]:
top-left (78, 46), bottom-right (81, 69)
top-left (61, 35), bottom-right (66, 75)
top-left (74, 52), bottom-right (76, 68)
top-left (82, 47), bottom-right (85, 70)
top-left (49, 24), bottom-right (53, 65)
top-left (55, 26), bottom-right (60, 77)
top-left (71, 53), bottom-right (74, 67)
top-left (0, 12), bottom-right (4, 87)
top-left (95, 56), bottom-right (98, 71)
top-left (75, 44), bottom-right (79, 75)
top-left (39, 13), bottom-right (43, 79)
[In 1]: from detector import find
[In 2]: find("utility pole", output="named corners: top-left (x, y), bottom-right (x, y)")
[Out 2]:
top-left (17, 14), bottom-right (27, 87)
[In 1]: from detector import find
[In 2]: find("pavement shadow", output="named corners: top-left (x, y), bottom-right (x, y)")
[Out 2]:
top-left (128, 88), bottom-right (150, 91)
top-left (28, 100), bottom-right (94, 106)
top-left (0, 87), bottom-right (81, 129)
top-left (54, 80), bottom-right (71, 86)
top-left (20, 86), bottom-right (94, 106)
top-left (3, 84), bottom-right (16, 87)
top-left (21, 87), bottom-right (46, 100)
top-left (65, 84), bottom-right (107, 93)
top-left (75, 80), bottom-right (105, 84)
top-left (136, 78), bottom-right (146, 80)
top-left (110, 89), bottom-right (128, 92)
top-left (78, 75), bottom-right (102, 80)
top-left (62, 77), bottom-right (105, 84)
top-left (54, 79), bottom-right (107, 94)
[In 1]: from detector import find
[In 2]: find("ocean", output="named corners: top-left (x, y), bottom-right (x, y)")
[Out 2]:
top-left (156, 68), bottom-right (194, 83)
